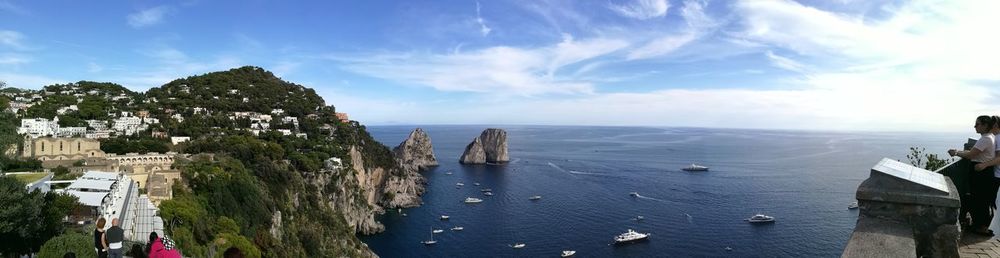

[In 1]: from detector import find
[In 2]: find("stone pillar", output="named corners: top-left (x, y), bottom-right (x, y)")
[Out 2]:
top-left (848, 158), bottom-right (961, 258)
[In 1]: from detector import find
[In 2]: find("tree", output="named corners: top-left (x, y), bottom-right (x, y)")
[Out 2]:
top-left (0, 176), bottom-right (45, 256)
top-left (907, 147), bottom-right (955, 171)
top-left (36, 231), bottom-right (92, 258)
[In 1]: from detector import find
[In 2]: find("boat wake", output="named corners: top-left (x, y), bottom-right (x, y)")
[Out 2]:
top-left (635, 194), bottom-right (668, 203)
top-left (685, 213), bottom-right (694, 224)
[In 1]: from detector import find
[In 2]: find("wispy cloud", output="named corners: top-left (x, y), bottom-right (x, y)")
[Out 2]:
top-left (765, 51), bottom-right (806, 73)
top-left (627, 0), bottom-right (715, 60)
top-left (87, 62), bottom-right (103, 73)
top-left (0, 1), bottom-right (28, 16)
top-left (475, 2), bottom-right (492, 36)
top-left (0, 72), bottom-right (65, 89)
top-left (0, 30), bottom-right (27, 50)
top-left (0, 53), bottom-right (30, 65)
top-left (334, 35), bottom-right (628, 96)
top-left (609, 0), bottom-right (669, 20)
top-left (127, 6), bottom-right (172, 28)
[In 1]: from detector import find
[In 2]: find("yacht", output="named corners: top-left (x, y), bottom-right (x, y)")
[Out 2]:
top-left (433, 229), bottom-right (444, 234)
top-left (484, 192), bottom-right (494, 196)
top-left (848, 202), bottom-right (859, 210)
top-left (456, 182), bottom-right (465, 186)
top-left (529, 195), bottom-right (542, 200)
top-left (629, 192), bottom-right (639, 197)
top-left (480, 188), bottom-right (493, 192)
top-left (440, 215), bottom-right (449, 220)
top-left (464, 197), bottom-right (483, 203)
top-left (474, 182), bottom-right (481, 186)
top-left (445, 172), bottom-right (453, 175)
top-left (511, 243), bottom-right (526, 249)
top-left (561, 250), bottom-right (576, 257)
top-left (682, 164), bottom-right (709, 172)
top-left (725, 247), bottom-right (733, 251)
top-left (614, 229), bottom-right (650, 244)
top-left (634, 216), bottom-right (644, 221)
top-left (746, 214), bottom-right (775, 223)
top-left (451, 226), bottom-right (464, 231)
top-left (421, 228), bottom-right (437, 245)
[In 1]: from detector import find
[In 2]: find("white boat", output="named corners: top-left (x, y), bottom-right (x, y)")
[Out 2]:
top-left (421, 228), bottom-right (437, 245)
top-left (848, 202), bottom-right (859, 209)
top-left (451, 226), bottom-right (464, 231)
top-left (464, 197), bottom-right (483, 203)
top-left (561, 250), bottom-right (576, 257)
top-left (401, 213), bottom-right (407, 217)
top-left (456, 182), bottom-right (465, 186)
top-left (446, 172), bottom-right (453, 175)
top-left (529, 195), bottom-right (542, 200)
top-left (511, 243), bottom-right (525, 249)
top-left (629, 192), bottom-right (639, 197)
top-left (746, 214), bottom-right (775, 223)
top-left (474, 182), bottom-right (481, 186)
top-left (484, 192), bottom-right (494, 196)
top-left (614, 229), bottom-right (650, 244)
top-left (634, 216), bottom-right (644, 221)
top-left (725, 247), bottom-right (733, 251)
top-left (682, 164), bottom-right (709, 172)
top-left (440, 215), bottom-right (449, 220)
top-left (480, 188), bottom-right (493, 192)
top-left (433, 229), bottom-right (444, 233)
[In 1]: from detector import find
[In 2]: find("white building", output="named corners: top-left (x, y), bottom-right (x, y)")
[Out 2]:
top-left (86, 120), bottom-right (108, 130)
top-left (57, 127), bottom-right (87, 137)
top-left (18, 118), bottom-right (59, 138)
top-left (170, 137), bottom-right (191, 145)
top-left (112, 116), bottom-right (146, 136)
top-left (86, 130), bottom-right (112, 139)
top-left (56, 105), bottom-right (79, 115)
top-left (271, 109), bottom-right (285, 115)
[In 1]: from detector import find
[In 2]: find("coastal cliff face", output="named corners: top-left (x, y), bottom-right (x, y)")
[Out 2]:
top-left (392, 128), bottom-right (438, 171)
top-left (309, 156), bottom-right (385, 236)
top-left (459, 128), bottom-right (509, 164)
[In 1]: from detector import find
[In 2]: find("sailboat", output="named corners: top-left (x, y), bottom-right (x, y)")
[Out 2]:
top-left (421, 228), bottom-right (437, 245)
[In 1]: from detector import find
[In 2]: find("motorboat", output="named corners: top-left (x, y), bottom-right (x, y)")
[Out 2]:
top-left (629, 192), bottom-right (639, 197)
top-left (848, 202), bottom-right (859, 210)
top-left (445, 172), bottom-right (453, 175)
top-left (529, 195), bottom-right (542, 200)
top-left (456, 182), bottom-right (465, 186)
top-left (421, 228), bottom-right (437, 245)
top-left (682, 164), bottom-right (709, 172)
top-left (474, 182), bottom-right (481, 186)
top-left (451, 226), bottom-right (464, 231)
top-left (725, 247), bottom-right (733, 251)
top-left (746, 214), bottom-right (775, 223)
top-left (440, 215), bottom-right (449, 220)
top-left (433, 229), bottom-right (444, 234)
top-left (483, 192), bottom-right (494, 196)
top-left (634, 216), bottom-right (644, 221)
top-left (464, 197), bottom-right (483, 203)
top-left (561, 250), bottom-right (576, 257)
top-left (511, 243), bottom-right (525, 249)
top-left (614, 229), bottom-right (650, 244)
top-left (480, 188), bottom-right (493, 192)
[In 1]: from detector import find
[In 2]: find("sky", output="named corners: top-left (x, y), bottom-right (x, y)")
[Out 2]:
top-left (1, 0), bottom-right (999, 132)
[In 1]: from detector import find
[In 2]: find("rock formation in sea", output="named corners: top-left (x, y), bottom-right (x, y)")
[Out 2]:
top-left (459, 128), bottom-right (509, 164)
top-left (392, 128), bottom-right (438, 171)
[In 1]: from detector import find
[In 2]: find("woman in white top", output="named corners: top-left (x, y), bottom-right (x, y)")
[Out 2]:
top-left (950, 115), bottom-right (997, 235)
top-left (975, 116), bottom-right (1000, 234)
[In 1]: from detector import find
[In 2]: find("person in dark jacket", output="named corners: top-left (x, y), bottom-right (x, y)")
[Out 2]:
top-left (94, 217), bottom-right (107, 258)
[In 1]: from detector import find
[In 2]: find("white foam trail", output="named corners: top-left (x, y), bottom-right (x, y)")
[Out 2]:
top-left (685, 213), bottom-right (693, 224)
top-left (547, 162), bottom-right (567, 172)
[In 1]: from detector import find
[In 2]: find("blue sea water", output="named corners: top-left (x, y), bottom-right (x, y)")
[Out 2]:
top-left (360, 125), bottom-right (966, 257)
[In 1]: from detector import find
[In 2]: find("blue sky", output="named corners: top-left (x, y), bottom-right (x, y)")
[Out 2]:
top-left (1, 0), bottom-right (998, 132)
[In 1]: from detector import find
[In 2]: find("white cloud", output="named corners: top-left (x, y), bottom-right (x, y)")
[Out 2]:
top-left (127, 6), bottom-right (171, 28)
top-left (87, 62), bottom-right (103, 73)
top-left (609, 0), bottom-right (669, 20)
top-left (335, 35), bottom-right (628, 96)
top-left (0, 53), bottom-right (29, 65)
top-left (475, 2), bottom-right (492, 36)
top-left (627, 0), bottom-right (715, 60)
top-left (0, 72), bottom-right (65, 89)
top-left (0, 30), bottom-right (27, 50)
top-left (765, 51), bottom-right (806, 73)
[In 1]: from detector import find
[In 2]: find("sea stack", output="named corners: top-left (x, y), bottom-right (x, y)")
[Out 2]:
top-left (392, 128), bottom-right (438, 171)
top-left (459, 128), bottom-right (509, 165)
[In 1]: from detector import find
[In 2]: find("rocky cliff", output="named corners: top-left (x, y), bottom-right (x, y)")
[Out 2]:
top-left (459, 128), bottom-right (509, 164)
top-left (392, 128), bottom-right (438, 171)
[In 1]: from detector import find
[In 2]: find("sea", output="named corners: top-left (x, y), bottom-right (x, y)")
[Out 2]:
top-left (360, 125), bottom-right (969, 257)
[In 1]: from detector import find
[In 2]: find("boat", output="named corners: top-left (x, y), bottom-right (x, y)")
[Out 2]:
top-left (451, 226), bottom-right (464, 231)
top-left (484, 192), bottom-right (494, 196)
top-left (634, 216), bottom-right (644, 221)
top-left (480, 188), bottom-right (492, 192)
top-left (746, 214), bottom-right (775, 223)
top-left (614, 229), bottom-right (650, 244)
top-left (421, 228), bottom-right (437, 245)
top-left (402, 213), bottom-right (407, 217)
top-left (464, 197), bottom-right (483, 203)
top-left (561, 250), bottom-right (576, 257)
top-left (440, 215), bottom-right (449, 220)
top-left (456, 182), bottom-right (465, 186)
top-left (682, 164), bottom-right (709, 172)
top-left (511, 243), bottom-right (525, 249)
top-left (848, 202), bottom-right (859, 210)
top-left (474, 182), bottom-right (481, 186)
top-left (445, 172), bottom-right (453, 175)
top-left (629, 192), bottom-right (639, 197)
top-left (433, 229), bottom-right (444, 234)
top-left (529, 195), bottom-right (542, 200)
top-left (725, 247), bottom-right (733, 251)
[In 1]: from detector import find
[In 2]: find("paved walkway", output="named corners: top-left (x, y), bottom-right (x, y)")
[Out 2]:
top-left (960, 232), bottom-right (1000, 257)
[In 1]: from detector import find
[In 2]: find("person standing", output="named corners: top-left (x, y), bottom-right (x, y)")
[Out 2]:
top-left (102, 218), bottom-right (125, 258)
top-left (975, 116), bottom-right (1000, 232)
top-left (950, 115), bottom-right (997, 235)
top-left (93, 217), bottom-right (107, 258)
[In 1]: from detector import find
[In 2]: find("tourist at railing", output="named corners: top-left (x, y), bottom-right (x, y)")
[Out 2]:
top-left (975, 115), bottom-right (1000, 231)
top-left (949, 115), bottom-right (997, 236)
top-left (94, 217), bottom-right (108, 258)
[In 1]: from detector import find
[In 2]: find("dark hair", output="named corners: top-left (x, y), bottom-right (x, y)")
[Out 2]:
top-left (977, 115), bottom-right (996, 131)
top-left (149, 231), bottom-right (158, 243)
top-left (129, 243), bottom-right (147, 258)
top-left (993, 116), bottom-right (1000, 129)
top-left (96, 217), bottom-right (106, 229)
top-left (223, 247), bottom-right (244, 258)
